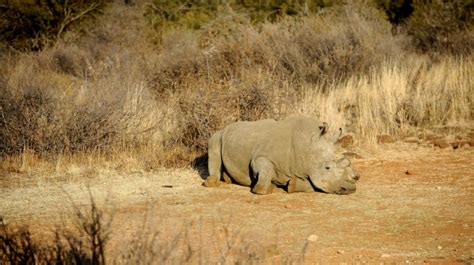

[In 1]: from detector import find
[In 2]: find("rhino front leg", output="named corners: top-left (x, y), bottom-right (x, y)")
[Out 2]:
top-left (205, 130), bottom-right (224, 187)
top-left (287, 177), bottom-right (314, 193)
top-left (250, 157), bottom-right (277, 195)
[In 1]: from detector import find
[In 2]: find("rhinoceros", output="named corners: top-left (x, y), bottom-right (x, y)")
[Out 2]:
top-left (204, 117), bottom-right (360, 195)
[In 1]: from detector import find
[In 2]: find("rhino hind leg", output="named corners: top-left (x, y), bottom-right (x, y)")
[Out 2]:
top-left (250, 157), bottom-right (277, 195)
top-left (203, 175), bottom-right (220, 187)
top-left (287, 177), bottom-right (314, 193)
top-left (205, 130), bottom-right (224, 187)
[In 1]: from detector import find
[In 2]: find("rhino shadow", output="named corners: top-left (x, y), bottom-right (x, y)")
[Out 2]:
top-left (192, 153), bottom-right (209, 180)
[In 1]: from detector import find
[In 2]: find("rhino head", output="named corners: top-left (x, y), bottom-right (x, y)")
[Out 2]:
top-left (308, 157), bottom-right (360, 195)
top-left (306, 124), bottom-right (360, 195)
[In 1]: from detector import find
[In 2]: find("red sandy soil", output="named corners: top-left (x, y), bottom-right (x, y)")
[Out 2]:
top-left (2, 143), bottom-right (473, 264)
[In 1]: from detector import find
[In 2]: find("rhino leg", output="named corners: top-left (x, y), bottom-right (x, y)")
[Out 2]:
top-left (205, 130), bottom-right (224, 187)
top-left (250, 157), bottom-right (277, 195)
top-left (287, 177), bottom-right (314, 193)
top-left (222, 172), bottom-right (232, 184)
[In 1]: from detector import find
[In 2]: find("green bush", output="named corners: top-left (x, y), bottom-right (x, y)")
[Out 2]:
top-left (0, 0), bottom-right (106, 51)
top-left (405, 0), bottom-right (473, 55)
top-left (144, 0), bottom-right (336, 33)
top-left (375, 0), bottom-right (413, 25)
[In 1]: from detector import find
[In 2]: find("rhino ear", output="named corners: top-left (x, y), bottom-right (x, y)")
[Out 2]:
top-left (312, 122), bottom-right (329, 142)
top-left (319, 122), bottom-right (329, 136)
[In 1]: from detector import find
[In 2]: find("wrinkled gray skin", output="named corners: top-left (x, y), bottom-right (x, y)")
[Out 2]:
top-left (207, 117), bottom-right (360, 195)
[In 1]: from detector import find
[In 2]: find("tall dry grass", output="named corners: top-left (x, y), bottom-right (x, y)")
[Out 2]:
top-left (296, 56), bottom-right (474, 143)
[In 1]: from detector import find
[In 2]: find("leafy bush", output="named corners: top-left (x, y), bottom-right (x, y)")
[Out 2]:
top-left (0, 0), bottom-right (106, 51)
top-left (375, 0), bottom-right (473, 55)
top-left (375, 0), bottom-right (413, 25)
top-left (405, 0), bottom-right (473, 55)
top-left (144, 0), bottom-right (335, 33)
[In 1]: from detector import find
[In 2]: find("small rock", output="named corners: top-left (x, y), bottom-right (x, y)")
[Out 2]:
top-left (307, 234), bottom-right (319, 242)
top-left (337, 250), bottom-right (344, 254)
top-left (432, 138), bottom-right (450, 149)
top-left (436, 186), bottom-right (441, 190)
top-left (381, 253), bottom-right (391, 258)
top-left (343, 151), bottom-right (363, 159)
top-left (377, 135), bottom-right (395, 144)
top-left (404, 137), bottom-right (420, 144)
top-left (449, 140), bottom-right (468, 149)
top-left (405, 170), bottom-right (412, 175)
top-left (337, 135), bottom-right (354, 148)
top-left (437, 245), bottom-right (443, 250)
top-left (425, 134), bottom-right (442, 142)
top-left (468, 132), bottom-right (474, 146)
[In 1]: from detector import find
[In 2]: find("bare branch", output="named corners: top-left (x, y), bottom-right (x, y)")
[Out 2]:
top-left (56, 1), bottom-right (102, 41)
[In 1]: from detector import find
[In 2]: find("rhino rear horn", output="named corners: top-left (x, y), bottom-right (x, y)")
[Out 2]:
top-left (337, 158), bottom-right (351, 167)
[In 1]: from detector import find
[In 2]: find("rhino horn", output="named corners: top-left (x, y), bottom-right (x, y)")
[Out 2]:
top-left (329, 128), bottom-right (342, 143)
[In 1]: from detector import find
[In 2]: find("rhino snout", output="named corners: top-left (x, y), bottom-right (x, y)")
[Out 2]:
top-left (333, 180), bottom-right (356, 195)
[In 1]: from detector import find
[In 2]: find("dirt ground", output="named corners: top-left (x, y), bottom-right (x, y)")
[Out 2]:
top-left (1, 143), bottom-right (473, 264)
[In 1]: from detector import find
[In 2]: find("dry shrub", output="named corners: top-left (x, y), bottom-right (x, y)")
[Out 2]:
top-left (0, 44), bottom-right (162, 156)
top-left (120, 213), bottom-right (306, 265)
top-left (2, 196), bottom-right (305, 264)
top-left (1, 192), bottom-right (110, 265)
top-left (169, 70), bottom-right (292, 156)
top-left (152, 2), bottom-right (405, 91)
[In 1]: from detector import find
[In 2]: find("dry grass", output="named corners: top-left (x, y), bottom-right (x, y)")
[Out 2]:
top-left (295, 56), bottom-right (474, 143)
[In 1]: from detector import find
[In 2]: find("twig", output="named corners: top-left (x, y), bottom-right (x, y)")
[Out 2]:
top-left (56, 1), bottom-right (102, 41)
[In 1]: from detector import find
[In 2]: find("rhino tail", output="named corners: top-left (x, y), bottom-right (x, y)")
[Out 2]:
top-left (206, 130), bottom-right (224, 186)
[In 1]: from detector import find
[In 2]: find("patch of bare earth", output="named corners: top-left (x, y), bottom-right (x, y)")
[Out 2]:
top-left (1, 144), bottom-right (473, 264)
